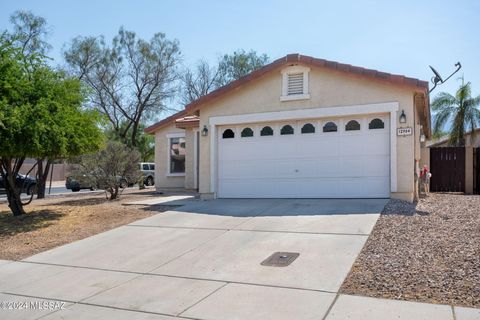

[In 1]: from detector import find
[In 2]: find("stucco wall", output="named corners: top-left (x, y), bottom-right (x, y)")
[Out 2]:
top-left (198, 64), bottom-right (421, 201)
top-left (420, 146), bottom-right (430, 169)
top-left (154, 123), bottom-right (185, 189)
top-left (431, 132), bottom-right (480, 148)
top-left (184, 128), bottom-right (196, 189)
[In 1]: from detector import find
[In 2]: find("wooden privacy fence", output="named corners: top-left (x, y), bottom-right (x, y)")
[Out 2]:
top-left (475, 148), bottom-right (480, 194)
top-left (430, 147), bottom-right (465, 192)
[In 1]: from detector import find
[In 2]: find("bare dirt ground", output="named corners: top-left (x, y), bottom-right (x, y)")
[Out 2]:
top-left (0, 188), bottom-right (173, 260)
top-left (340, 193), bottom-right (480, 308)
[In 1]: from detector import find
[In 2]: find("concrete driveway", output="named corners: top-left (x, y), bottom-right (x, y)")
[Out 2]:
top-left (0, 198), bottom-right (388, 320)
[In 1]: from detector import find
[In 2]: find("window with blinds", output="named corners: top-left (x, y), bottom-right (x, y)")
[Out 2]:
top-left (287, 72), bottom-right (304, 95)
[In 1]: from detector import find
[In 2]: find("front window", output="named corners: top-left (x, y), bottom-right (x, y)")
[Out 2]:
top-left (170, 137), bottom-right (185, 174)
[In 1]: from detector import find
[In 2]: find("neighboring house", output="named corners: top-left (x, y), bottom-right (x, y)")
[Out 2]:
top-left (145, 54), bottom-right (431, 202)
top-left (426, 128), bottom-right (480, 148)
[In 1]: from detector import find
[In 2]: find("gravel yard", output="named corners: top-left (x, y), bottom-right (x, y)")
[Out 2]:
top-left (340, 193), bottom-right (480, 308)
top-left (0, 188), bottom-right (172, 260)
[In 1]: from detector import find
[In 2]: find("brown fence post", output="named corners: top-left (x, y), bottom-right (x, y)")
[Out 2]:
top-left (465, 147), bottom-right (474, 194)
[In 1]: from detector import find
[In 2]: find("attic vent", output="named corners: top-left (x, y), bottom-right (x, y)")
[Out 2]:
top-left (287, 73), bottom-right (304, 95)
top-left (280, 66), bottom-right (310, 101)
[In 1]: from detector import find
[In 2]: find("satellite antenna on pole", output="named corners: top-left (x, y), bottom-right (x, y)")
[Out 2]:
top-left (429, 62), bottom-right (462, 93)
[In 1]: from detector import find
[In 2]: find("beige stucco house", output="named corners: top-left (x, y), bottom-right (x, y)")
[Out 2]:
top-left (146, 54), bottom-right (431, 202)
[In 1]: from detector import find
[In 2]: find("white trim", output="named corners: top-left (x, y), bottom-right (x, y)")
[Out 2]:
top-left (280, 93), bottom-right (311, 101)
top-left (210, 102), bottom-right (398, 125)
top-left (193, 129), bottom-right (199, 189)
top-left (166, 133), bottom-right (186, 176)
top-left (281, 65), bottom-right (310, 101)
top-left (389, 111), bottom-right (397, 192)
top-left (209, 125), bottom-right (217, 197)
top-left (166, 132), bottom-right (185, 139)
top-left (209, 101), bottom-right (399, 195)
top-left (166, 173), bottom-right (186, 177)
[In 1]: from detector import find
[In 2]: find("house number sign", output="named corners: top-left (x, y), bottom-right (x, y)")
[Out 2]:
top-left (397, 127), bottom-right (412, 136)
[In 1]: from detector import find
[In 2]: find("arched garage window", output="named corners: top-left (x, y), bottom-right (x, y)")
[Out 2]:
top-left (345, 120), bottom-right (360, 131)
top-left (260, 126), bottom-right (274, 136)
top-left (369, 118), bottom-right (385, 129)
top-left (301, 123), bottom-right (315, 134)
top-left (222, 129), bottom-right (235, 139)
top-left (241, 127), bottom-right (254, 137)
top-left (323, 121), bottom-right (337, 132)
top-left (280, 125), bottom-right (294, 135)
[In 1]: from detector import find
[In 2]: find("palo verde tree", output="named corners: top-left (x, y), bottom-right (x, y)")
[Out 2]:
top-left (64, 27), bottom-right (181, 147)
top-left (0, 39), bottom-right (102, 215)
top-left (432, 80), bottom-right (480, 146)
top-left (9, 10), bottom-right (51, 57)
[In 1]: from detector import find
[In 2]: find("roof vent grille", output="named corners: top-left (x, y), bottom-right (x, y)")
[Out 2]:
top-left (287, 73), bottom-right (304, 95)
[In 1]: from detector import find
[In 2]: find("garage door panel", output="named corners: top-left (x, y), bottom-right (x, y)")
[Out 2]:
top-left (219, 177), bottom-right (388, 198)
top-left (217, 115), bottom-right (390, 198)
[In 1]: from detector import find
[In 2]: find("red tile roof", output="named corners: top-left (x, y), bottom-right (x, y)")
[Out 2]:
top-left (175, 115), bottom-right (199, 128)
top-left (145, 53), bottom-right (429, 133)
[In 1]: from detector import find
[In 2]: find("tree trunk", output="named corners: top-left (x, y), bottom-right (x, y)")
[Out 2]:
top-left (112, 186), bottom-right (119, 200)
top-left (6, 184), bottom-right (26, 216)
top-left (131, 121), bottom-right (138, 147)
top-left (36, 158), bottom-right (52, 199)
top-left (0, 157), bottom-right (26, 216)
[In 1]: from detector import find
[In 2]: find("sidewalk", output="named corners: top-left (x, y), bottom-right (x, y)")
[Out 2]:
top-left (323, 294), bottom-right (479, 320)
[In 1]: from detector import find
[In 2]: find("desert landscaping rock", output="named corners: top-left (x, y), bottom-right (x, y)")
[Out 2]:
top-left (340, 193), bottom-right (480, 308)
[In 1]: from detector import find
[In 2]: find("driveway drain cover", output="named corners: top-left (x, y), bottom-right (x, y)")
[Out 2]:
top-left (261, 252), bottom-right (299, 267)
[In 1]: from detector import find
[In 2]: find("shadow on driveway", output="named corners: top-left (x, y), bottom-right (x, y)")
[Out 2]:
top-left (145, 198), bottom-right (390, 217)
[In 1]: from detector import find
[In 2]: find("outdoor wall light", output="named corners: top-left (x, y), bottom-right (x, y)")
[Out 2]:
top-left (201, 125), bottom-right (209, 137)
top-left (399, 110), bottom-right (407, 124)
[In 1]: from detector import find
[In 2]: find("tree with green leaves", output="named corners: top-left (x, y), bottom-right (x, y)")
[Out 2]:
top-left (0, 39), bottom-right (102, 215)
top-left (105, 122), bottom-right (154, 162)
top-left (8, 10), bottom-right (51, 57)
top-left (432, 80), bottom-right (480, 146)
top-left (181, 50), bottom-right (269, 105)
top-left (217, 49), bottom-right (269, 86)
top-left (5, 10), bottom-right (56, 199)
top-left (64, 27), bottom-right (181, 147)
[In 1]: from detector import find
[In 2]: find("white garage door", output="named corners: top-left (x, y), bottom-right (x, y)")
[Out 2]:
top-left (217, 115), bottom-right (390, 198)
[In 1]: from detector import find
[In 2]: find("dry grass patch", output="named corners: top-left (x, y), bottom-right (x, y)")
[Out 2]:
top-left (340, 193), bottom-right (480, 308)
top-left (0, 189), bottom-right (172, 260)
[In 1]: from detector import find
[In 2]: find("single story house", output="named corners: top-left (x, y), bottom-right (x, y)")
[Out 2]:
top-left (145, 54), bottom-right (431, 202)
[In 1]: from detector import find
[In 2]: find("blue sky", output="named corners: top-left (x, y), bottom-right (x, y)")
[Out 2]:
top-left (1, 0), bottom-right (478, 115)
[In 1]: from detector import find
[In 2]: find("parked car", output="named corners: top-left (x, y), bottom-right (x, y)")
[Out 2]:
top-left (66, 174), bottom-right (131, 192)
top-left (140, 162), bottom-right (155, 186)
top-left (0, 173), bottom-right (37, 195)
top-left (65, 174), bottom-right (97, 192)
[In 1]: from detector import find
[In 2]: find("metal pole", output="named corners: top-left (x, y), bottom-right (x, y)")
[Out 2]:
top-left (48, 162), bottom-right (54, 195)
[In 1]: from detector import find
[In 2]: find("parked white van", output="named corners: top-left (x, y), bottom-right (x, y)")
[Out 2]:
top-left (140, 162), bottom-right (155, 186)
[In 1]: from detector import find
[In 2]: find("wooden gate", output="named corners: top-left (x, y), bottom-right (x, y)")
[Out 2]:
top-left (430, 147), bottom-right (465, 192)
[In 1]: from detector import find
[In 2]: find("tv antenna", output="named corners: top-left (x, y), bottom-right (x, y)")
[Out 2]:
top-left (429, 62), bottom-right (462, 93)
